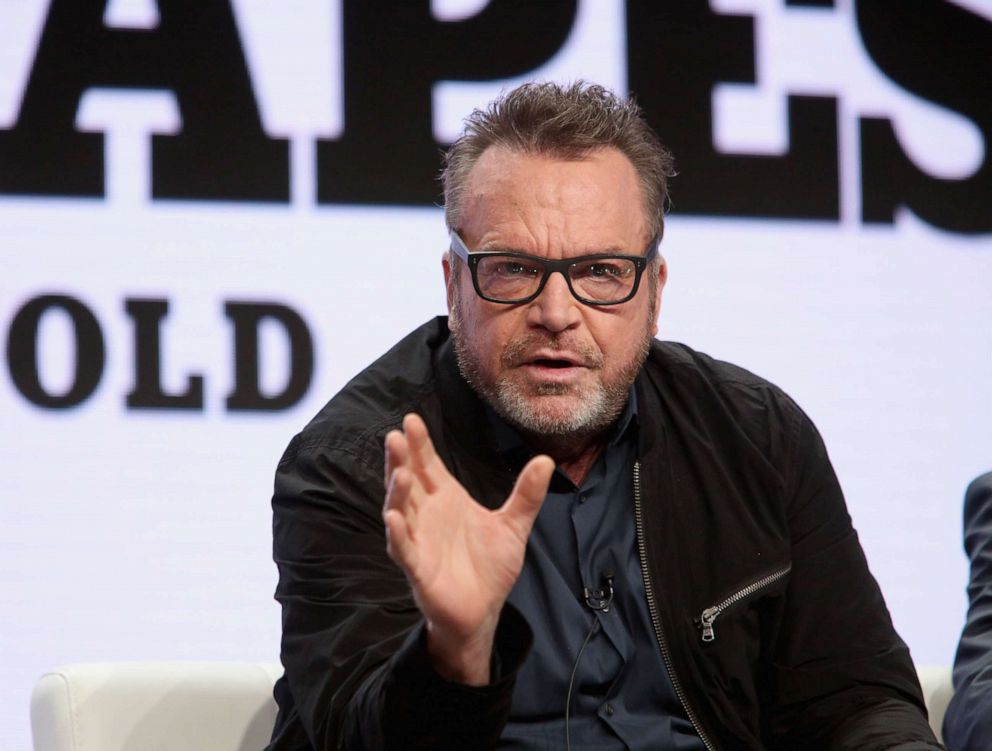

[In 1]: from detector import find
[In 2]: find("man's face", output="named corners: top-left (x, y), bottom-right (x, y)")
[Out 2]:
top-left (444, 146), bottom-right (666, 442)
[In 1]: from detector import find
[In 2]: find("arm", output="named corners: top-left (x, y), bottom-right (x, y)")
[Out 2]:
top-left (764, 411), bottom-right (942, 750)
top-left (943, 471), bottom-right (992, 751)
top-left (270, 415), bottom-right (551, 750)
top-left (270, 433), bottom-right (417, 749)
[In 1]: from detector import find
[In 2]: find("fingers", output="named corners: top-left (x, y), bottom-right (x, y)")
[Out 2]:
top-left (383, 428), bottom-right (408, 489)
top-left (384, 508), bottom-right (417, 572)
top-left (383, 414), bottom-right (442, 492)
top-left (384, 456), bottom-right (412, 512)
top-left (382, 415), bottom-right (434, 531)
top-left (501, 455), bottom-right (554, 537)
top-left (384, 460), bottom-right (418, 575)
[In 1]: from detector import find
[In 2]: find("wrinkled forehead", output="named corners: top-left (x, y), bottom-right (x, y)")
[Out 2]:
top-left (458, 146), bottom-right (652, 252)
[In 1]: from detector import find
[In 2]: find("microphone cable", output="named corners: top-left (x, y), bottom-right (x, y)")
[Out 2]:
top-left (565, 570), bottom-right (614, 751)
top-left (565, 616), bottom-right (600, 751)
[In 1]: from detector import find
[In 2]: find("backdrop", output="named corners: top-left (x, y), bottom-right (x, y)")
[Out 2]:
top-left (2, 1), bottom-right (991, 748)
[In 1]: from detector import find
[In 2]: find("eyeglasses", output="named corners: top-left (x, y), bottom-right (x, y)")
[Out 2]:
top-left (449, 231), bottom-right (659, 306)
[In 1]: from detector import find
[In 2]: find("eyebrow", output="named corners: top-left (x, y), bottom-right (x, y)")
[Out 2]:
top-left (501, 246), bottom-right (630, 256)
top-left (451, 231), bottom-right (655, 259)
top-left (471, 240), bottom-right (636, 257)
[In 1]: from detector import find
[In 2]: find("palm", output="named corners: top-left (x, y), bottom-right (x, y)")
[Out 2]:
top-left (383, 414), bottom-right (553, 682)
top-left (401, 478), bottom-right (530, 633)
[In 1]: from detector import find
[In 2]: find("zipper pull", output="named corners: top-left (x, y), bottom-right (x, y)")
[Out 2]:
top-left (699, 607), bottom-right (718, 642)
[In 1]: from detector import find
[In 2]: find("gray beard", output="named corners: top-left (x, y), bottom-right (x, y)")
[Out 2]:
top-left (448, 309), bottom-right (651, 445)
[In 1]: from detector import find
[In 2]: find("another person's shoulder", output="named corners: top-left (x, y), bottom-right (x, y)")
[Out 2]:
top-left (944, 470), bottom-right (992, 751)
top-left (280, 317), bottom-right (449, 471)
top-left (966, 471), bottom-right (992, 515)
top-left (963, 470), bottom-right (992, 556)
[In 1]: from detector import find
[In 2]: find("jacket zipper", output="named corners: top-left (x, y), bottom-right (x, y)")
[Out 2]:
top-left (633, 461), bottom-right (718, 751)
top-left (698, 564), bottom-right (792, 643)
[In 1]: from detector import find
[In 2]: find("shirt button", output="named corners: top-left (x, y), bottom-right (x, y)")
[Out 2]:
top-left (578, 493), bottom-right (588, 504)
top-left (604, 703), bottom-right (615, 716)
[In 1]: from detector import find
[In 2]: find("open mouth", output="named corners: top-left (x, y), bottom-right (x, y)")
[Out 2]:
top-left (532, 358), bottom-right (576, 369)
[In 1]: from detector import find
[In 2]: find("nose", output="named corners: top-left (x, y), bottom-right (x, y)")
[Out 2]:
top-left (525, 270), bottom-right (581, 333)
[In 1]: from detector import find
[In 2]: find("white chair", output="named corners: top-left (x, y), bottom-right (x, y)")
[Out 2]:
top-left (30, 661), bottom-right (954, 749)
top-left (916, 664), bottom-right (955, 744)
top-left (30, 661), bottom-right (282, 751)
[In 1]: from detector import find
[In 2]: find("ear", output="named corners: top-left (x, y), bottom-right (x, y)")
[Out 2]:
top-left (442, 252), bottom-right (455, 312)
top-left (650, 256), bottom-right (668, 335)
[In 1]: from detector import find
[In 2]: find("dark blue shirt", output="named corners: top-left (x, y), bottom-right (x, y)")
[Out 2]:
top-left (490, 396), bottom-right (704, 750)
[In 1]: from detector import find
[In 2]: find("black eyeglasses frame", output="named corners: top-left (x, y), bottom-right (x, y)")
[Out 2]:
top-left (448, 231), bottom-right (659, 306)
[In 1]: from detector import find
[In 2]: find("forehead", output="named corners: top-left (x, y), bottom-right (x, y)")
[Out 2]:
top-left (458, 146), bottom-right (650, 253)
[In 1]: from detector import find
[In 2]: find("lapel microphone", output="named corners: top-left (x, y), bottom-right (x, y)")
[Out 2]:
top-left (568, 569), bottom-right (616, 750)
top-left (582, 569), bottom-right (615, 612)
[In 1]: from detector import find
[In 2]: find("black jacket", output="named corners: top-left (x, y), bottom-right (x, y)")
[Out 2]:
top-left (268, 317), bottom-right (940, 750)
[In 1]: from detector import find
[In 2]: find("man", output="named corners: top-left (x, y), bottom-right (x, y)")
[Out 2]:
top-left (267, 82), bottom-right (939, 750)
top-left (943, 471), bottom-right (992, 750)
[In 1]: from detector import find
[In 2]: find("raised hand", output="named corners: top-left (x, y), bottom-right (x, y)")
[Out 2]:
top-left (383, 413), bottom-right (554, 685)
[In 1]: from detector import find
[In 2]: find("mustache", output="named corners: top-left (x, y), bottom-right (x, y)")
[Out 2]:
top-left (500, 333), bottom-right (603, 369)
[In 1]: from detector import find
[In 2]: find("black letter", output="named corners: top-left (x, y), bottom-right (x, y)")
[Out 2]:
top-left (225, 302), bottom-right (314, 411)
top-left (627, 1), bottom-right (840, 219)
top-left (0, 0), bottom-right (288, 202)
top-left (125, 299), bottom-right (204, 410)
top-left (857, 0), bottom-right (992, 233)
top-left (6, 294), bottom-right (104, 409)
top-left (317, 0), bottom-right (578, 205)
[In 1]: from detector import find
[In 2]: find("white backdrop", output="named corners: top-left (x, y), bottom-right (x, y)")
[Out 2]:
top-left (2, 1), bottom-right (991, 749)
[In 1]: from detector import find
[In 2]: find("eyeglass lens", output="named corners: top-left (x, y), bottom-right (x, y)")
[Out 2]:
top-left (476, 256), bottom-right (639, 303)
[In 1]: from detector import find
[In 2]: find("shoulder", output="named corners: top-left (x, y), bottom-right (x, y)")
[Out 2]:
top-left (280, 317), bottom-right (449, 472)
top-left (964, 470), bottom-right (992, 546)
top-left (966, 471), bottom-right (992, 512)
top-left (643, 340), bottom-right (807, 430)
top-left (647, 340), bottom-right (780, 384)
top-left (638, 341), bottom-right (827, 496)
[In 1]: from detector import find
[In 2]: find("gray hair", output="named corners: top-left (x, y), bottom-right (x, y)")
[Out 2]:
top-left (441, 81), bottom-right (676, 240)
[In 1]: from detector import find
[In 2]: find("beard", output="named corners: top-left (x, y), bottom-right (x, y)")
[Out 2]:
top-left (448, 298), bottom-right (653, 446)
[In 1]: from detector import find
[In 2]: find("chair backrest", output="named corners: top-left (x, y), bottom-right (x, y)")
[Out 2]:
top-left (916, 664), bottom-right (954, 743)
top-left (30, 660), bottom-right (954, 748)
top-left (30, 662), bottom-right (282, 751)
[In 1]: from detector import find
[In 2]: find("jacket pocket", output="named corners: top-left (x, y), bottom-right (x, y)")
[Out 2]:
top-left (695, 563), bottom-right (792, 643)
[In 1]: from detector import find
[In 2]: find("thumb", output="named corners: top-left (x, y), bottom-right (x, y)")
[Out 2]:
top-left (501, 455), bottom-right (555, 537)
